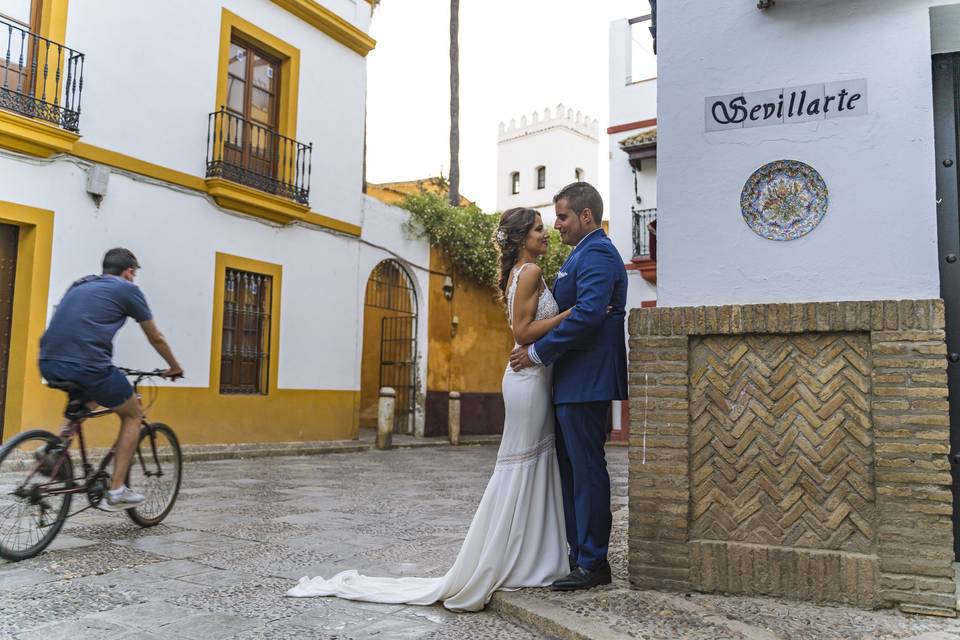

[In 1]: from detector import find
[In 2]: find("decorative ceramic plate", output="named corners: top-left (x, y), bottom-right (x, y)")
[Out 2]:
top-left (740, 160), bottom-right (828, 241)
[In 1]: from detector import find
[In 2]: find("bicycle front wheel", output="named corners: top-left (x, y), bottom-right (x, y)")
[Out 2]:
top-left (0, 430), bottom-right (74, 561)
top-left (126, 422), bottom-right (182, 527)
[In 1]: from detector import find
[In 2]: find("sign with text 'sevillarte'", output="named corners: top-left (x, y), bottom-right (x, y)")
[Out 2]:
top-left (705, 79), bottom-right (867, 132)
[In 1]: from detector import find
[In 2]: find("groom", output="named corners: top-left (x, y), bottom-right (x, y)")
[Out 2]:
top-left (510, 182), bottom-right (628, 591)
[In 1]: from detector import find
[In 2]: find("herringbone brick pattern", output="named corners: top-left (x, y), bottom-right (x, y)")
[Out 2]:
top-left (689, 333), bottom-right (876, 553)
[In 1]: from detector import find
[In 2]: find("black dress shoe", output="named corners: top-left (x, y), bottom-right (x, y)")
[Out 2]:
top-left (550, 560), bottom-right (612, 591)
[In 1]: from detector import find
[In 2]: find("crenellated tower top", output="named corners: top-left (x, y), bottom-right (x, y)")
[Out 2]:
top-left (498, 104), bottom-right (599, 142)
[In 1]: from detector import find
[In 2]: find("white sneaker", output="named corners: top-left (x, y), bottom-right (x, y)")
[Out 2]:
top-left (102, 486), bottom-right (144, 512)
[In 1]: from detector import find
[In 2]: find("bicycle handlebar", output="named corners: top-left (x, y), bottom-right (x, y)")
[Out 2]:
top-left (117, 367), bottom-right (182, 381)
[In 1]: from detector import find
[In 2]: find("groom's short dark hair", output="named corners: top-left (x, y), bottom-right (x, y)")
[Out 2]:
top-left (553, 182), bottom-right (603, 224)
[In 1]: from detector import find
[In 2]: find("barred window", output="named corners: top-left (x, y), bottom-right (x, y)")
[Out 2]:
top-left (510, 171), bottom-right (520, 195)
top-left (220, 268), bottom-right (272, 394)
top-left (536, 166), bottom-right (546, 190)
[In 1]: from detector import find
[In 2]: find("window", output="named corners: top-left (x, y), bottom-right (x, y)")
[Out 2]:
top-left (220, 268), bottom-right (272, 395)
top-left (510, 171), bottom-right (519, 195)
top-left (536, 166), bottom-right (546, 190)
top-left (629, 15), bottom-right (657, 83)
top-left (0, 0), bottom-right (37, 29)
top-left (224, 38), bottom-right (280, 179)
top-left (0, 0), bottom-right (40, 98)
top-left (575, 167), bottom-right (584, 181)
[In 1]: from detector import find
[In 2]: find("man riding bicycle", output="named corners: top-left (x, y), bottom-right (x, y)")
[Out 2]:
top-left (38, 248), bottom-right (183, 511)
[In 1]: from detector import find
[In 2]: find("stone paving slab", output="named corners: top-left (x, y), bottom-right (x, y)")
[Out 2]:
top-left (1, 446), bottom-right (546, 638)
top-left (492, 510), bottom-right (960, 640)
top-left (80, 428), bottom-right (503, 463)
top-left (4, 442), bottom-right (955, 639)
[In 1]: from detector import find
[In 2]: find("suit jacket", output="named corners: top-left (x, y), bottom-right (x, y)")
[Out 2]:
top-left (533, 229), bottom-right (628, 404)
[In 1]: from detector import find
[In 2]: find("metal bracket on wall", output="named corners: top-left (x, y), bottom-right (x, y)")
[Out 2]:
top-left (758, 0), bottom-right (775, 8)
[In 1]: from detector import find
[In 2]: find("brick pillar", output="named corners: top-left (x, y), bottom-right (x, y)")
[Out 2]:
top-left (628, 299), bottom-right (956, 616)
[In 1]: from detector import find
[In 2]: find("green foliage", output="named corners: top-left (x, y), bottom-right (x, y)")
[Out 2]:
top-left (541, 228), bottom-right (572, 287)
top-left (400, 192), bottom-right (571, 288)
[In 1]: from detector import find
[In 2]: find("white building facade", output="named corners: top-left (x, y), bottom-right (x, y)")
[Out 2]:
top-left (0, 0), bottom-right (430, 445)
top-left (627, 0), bottom-right (960, 614)
top-left (608, 15), bottom-right (658, 310)
top-left (496, 106), bottom-right (598, 221)
top-left (607, 15), bottom-right (658, 439)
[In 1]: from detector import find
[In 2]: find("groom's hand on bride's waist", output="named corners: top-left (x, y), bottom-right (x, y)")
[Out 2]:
top-left (509, 345), bottom-right (536, 372)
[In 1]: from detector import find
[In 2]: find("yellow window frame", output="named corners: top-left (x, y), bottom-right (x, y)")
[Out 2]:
top-left (209, 253), bottom-right (282, 396)
top-left (215, 8), bottom-right (300, 143)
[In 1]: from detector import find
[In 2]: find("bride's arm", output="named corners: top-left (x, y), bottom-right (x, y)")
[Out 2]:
top-left (511, 265), bottom-right (572, 345)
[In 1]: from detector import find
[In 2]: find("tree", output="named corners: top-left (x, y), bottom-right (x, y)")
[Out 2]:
top-left (448, 0), bottom-right (460, 207)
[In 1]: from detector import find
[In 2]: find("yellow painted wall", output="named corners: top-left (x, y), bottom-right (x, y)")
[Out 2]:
top-left (366, 178), bottom-right (474, 207)
top-left (427, 248), bottom-right (513, 395)
top-left (28, 388), bottom-right (359, 449)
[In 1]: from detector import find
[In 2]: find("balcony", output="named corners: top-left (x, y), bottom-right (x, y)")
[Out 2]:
top-left (632, 207), bottom-right (657, 284)
top-left (0, 17), bottom-right (84, 156)
top-left (206, 108), bottom-right (312, 207)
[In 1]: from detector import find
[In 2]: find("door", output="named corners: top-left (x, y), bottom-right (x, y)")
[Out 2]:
top-left (224, 38), bottom-right (280, 185)
top-left (0, 224), bottom-right (18, 441)
top-left (933, 54), bottom-right (960, 559)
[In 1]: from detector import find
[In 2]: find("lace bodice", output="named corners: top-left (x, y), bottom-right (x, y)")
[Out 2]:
top-left (507, 263), bottom-right (560, 327)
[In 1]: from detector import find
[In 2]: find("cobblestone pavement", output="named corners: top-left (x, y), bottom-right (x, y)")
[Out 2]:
top-left (495, 504), bottom-right (960, 640)
top-left (1, 442), bottom-right (626, 639)
top-left (5, 443), bottom-right (960, 640)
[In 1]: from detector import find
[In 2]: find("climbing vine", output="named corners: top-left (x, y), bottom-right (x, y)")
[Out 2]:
top-left (400, 192), bottom-right (570, 288)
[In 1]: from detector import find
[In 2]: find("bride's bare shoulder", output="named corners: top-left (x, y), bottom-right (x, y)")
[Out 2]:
top-left (513, 264), bottom-right (542, 291)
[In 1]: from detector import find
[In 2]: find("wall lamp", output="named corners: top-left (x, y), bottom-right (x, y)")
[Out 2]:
top-left (442, 275), bottom-right (454, 300)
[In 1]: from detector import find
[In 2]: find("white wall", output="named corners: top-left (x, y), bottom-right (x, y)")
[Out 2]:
top-left (66, 0), bottom-right (368, 226)
top-left (496, 107), bottom-right (599, 219)
top-left (0, 153), bottom-right (429, 396)
top-left (608, 18), bottom-right (657, 305)
top-left (609, 19), bottom-right (658, 128)
top-left (657, 0), bottom-right (946, 307)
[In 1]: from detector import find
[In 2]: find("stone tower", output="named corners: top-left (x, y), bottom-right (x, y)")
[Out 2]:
top-left (496, 104), bottom-right (599, 221)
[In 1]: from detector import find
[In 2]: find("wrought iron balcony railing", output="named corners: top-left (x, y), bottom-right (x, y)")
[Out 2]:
top-left (0, 17), bottom-right (84, 132)
top-left (206, 108), bottom-right (312, 205)
top-left (632, 207), bottom-right (657, 258)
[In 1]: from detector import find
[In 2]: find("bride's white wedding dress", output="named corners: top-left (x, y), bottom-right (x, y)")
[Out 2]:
top-left (287, 263), bottom-right (568, 612)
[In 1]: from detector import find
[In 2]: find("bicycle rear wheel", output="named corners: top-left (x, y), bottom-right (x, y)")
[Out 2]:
top-left (126, 422), bottom-right (181, 527)
top-left (0, 430), bottom-right (74, 561)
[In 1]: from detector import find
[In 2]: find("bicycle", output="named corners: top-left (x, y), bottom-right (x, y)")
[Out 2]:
top-left (0, 368), bottom-right (182, 561)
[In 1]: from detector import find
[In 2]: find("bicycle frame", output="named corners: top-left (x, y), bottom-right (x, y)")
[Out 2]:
top-left (22, 382), bottom-right (161, 500)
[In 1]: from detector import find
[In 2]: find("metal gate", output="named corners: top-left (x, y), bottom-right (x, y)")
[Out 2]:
top-left (0, 225), bottom-right (17, 442)
top-left (932, 53), bottom-right (960, 559)
top-left (364, 260), bottom-right (418, 434)
top-left (380, 315), bottom-right (417, 434)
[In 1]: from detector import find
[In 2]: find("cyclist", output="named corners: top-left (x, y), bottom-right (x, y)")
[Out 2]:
top-left (38, 248), bottom-right (183, 511)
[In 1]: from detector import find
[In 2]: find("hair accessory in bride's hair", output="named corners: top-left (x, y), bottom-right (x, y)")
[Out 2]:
top-left (495, 228), bottom-right (509, 247)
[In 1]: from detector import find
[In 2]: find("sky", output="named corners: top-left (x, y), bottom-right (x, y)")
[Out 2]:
top-left (364, 0), bottom-right (652, 212)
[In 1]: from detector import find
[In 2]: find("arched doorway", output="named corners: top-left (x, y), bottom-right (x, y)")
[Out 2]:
top-left (360, 260), bottom-right (418, 434)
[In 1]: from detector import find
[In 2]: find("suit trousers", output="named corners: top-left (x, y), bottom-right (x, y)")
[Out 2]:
top-left (554, 401), bottom-right (612, 572)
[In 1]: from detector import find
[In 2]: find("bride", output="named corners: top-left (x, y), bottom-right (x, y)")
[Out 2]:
top-left (287, 207), bottom-right (571, 611)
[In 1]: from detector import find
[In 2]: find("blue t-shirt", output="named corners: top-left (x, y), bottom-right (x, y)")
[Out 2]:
top-left (40, 275), bottom-right (153, 367)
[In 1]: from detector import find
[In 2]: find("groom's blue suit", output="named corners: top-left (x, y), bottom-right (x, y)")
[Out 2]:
top-left (533, 229), bottom-right (628, 571)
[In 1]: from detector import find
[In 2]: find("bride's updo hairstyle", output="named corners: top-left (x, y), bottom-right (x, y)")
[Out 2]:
top-left (494, 207), bottom-right (539, 300)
